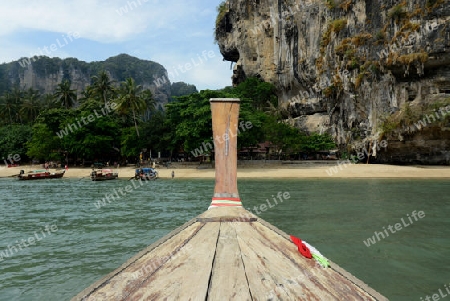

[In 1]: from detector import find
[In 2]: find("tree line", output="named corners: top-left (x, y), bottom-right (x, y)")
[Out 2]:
top-left (0, 74), bottom-right (335, 166)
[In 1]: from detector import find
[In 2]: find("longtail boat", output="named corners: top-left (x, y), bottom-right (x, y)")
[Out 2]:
top-left (135, 168), bottom-right (159, 180)
top-left (90, 169), bottom-right (118, 181)
top-left (18, 169), bottom-right (65, 180)
top-left (73, 98), bottom-right (387, 300)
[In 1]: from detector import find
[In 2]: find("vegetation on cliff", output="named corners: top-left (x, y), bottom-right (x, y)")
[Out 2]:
top-left (0, 54), bottom-right (169, 99)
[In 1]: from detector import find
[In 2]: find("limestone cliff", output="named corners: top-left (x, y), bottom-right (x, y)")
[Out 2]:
top-left (216, 0), bottom-right (450, 164)
top-left (0, 54), bottom-right (175, 108)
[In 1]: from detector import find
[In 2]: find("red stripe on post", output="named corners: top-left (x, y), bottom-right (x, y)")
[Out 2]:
top-left (212, 197), bottom-right (241, 202)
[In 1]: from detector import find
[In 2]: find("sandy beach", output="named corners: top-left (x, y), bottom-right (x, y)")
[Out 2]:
top-left (1, 162), bottom-right (450, 179)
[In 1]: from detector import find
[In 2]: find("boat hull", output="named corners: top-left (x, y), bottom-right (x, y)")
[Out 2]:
top-left (90, 170), bottom-right (119, 181)
top-left (91, 175), bottom-right (118, 181)
top-left (134, 173), bottom-right (158, 181)
top-left (18, 171), bottom-right (65, 180)
top-left (135, 168), bottom-right (158, 181)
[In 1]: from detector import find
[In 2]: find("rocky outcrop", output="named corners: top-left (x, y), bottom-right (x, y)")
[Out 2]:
top-left (216, 0), bottom-right (450, 164)
top-left (0, 54), bottom-right (173, 107)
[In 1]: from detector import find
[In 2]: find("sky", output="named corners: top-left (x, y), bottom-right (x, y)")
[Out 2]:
top-left (0, 0), bottom-right (232, 90)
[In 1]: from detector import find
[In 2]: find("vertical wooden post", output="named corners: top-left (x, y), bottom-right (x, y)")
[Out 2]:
top-left (209, 98), bottom-right (242, 209)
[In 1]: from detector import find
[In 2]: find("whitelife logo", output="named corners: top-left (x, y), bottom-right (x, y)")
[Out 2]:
top-left (363, 210), bottom-right (425, 247)
top-left (190, 121), bottom-right (253, 157)
top-left (18, 32), bottom-right (80, 68)
top-left (56, 102), bottom-right (117, 138)
top-left (153, 50), bottom-right (216, 88)
top-left (0, 222), bottom-right (58, 262)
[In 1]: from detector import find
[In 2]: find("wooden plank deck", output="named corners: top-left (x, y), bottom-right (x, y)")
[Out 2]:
top-left (73, 207), bottom-right (388, 301)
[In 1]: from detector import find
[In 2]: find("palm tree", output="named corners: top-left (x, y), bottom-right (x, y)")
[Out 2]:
top-left (0, 88), bottom-right (23, 124)
top-left (11, 87), bottom-right (24, 124)
top-left (79, 86), bottom-right (96, 103)
top-left (141, 89), bottom-right (157, 121)
top-left (54, 80), bottom-right (77, 109)
top-left (91, 71), bottom-right (115, 106)
top-left (21, 88), bottom-right (41, 123)
top-left (115, 77), bottom-right (148, 137)
top-left (0, 93), bottom-right (15, 124)
top-left (41, 93), bottom-right (58, 110)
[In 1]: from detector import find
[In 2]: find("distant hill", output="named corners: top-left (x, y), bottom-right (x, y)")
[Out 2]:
top-left (0, 54), bottom-right (197, 109)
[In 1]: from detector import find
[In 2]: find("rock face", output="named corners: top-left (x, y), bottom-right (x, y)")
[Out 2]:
top-left (0, 54), bottom-right (173, 108)
top-left (216, 0), bottom-right (450, 164)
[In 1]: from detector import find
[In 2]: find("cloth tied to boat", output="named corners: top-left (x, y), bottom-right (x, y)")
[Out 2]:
top-left (290, 235), bottom-right (329, 268)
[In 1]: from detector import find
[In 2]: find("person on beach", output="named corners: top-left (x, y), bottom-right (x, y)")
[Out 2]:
top-left (65, 164), bottom-right (68, 171)
top-left (171, 171), bottom-right (175, 179)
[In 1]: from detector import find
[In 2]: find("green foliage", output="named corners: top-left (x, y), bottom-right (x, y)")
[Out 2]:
top-left (31, 56), bottom-right (62, 76)
top-left (378, 100), bottom-right (450, 137)
top-left (0, 54), bottom-right (167, 98)
top-left (115, 77), bottom-right (152, 137)
top-left (331, 19), bottom-right (347, 33)
top-left (91, 70), bottom-right (116, 105)
top-left (1, 74), bottom-right (340, 163)
top-left (375, 31), bottom-right (386, 43)
top-left (141, 111), bottom-right (172, 152)
top-left (216, 1), bottom-right (227, 27)
top-left (301, 133), bottom-right (336, 152)
top-left (60, 112), bottom-right (120, 160)
top-left (35, 108), bottom-right (75, 133)
top-left (233, 77), bottom-right (278, 111)
top-left (324, 0), bottom-right (336, 9)
top-left (388, 4), bottom-right (407, 20)
top-left (165, 90), bottom-right (219, 153)
top-left (263, 117), bottom-right (304, 154)
top-left (54, 80), bottom-right (77, 109)
top-left (321, 19), bottom-right (347, 48)
top-left (170, 82), bottom-right (198, 100)
top-left (26, 123), bottom-right (62, 161)
top-left (165, 87), bottom-right (276, 154)
top-left (120, 127), bottom-right (145, 158)
top-left (97, 54), bottom-right (167, 84)
top-left (0, 125), bottom-right (32, 161)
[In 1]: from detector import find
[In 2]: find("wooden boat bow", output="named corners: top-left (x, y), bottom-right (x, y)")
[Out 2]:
top-left (72, 98), bottom-right (388, 300)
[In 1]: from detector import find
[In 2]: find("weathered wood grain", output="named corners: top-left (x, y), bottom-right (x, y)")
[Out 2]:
top-left (73, 219), bottom-right (202, 301)
top-left (256, 218), bottom-right (388, 301)
top-left (210, 98), bottom-right (240, 199)
top-left (126, 222), bottom-right (220, 300)
top-left (207, 222), bottom-right (252, 301)
top-left (247, 221), bottom-right (379, 300)
top-left (234, 222), bottom-right (318, 300)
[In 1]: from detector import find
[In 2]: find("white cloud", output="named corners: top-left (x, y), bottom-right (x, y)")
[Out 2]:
top-left (0, 0), bottom-right (231, 89)
top-left (187, 64), bottom-right (233, 90)
top-left (150, 49), bottom-right (231, 90)
top-left (0, 0), bottom-right (202, 42)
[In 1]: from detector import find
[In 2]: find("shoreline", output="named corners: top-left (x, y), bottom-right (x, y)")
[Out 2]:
top-left (1, 164), bottom-right (450, 179)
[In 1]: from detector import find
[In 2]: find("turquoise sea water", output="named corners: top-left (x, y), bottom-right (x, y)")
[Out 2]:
top-left (0, 177), bottom-right (449, 300)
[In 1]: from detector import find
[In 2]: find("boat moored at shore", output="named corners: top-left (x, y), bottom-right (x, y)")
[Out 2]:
top-left (90, 169), bottom-right (118, 181)
top-left (18, 169), bottom-right (65, 180)
top-left (135, 167), bottom-right (158, 180)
